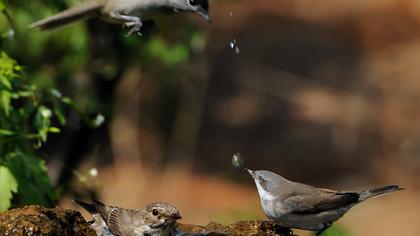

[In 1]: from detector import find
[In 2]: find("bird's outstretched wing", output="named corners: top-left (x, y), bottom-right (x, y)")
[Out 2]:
top-left (284, 189), bottom-right (360, 214)
top-left (93, 200), bottom-right (124, 235)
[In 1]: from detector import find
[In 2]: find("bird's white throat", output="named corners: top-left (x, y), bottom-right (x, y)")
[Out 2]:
top-left (255, 181), bottom-right (277, 201)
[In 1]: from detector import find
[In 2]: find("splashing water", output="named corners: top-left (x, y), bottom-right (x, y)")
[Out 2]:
top-left (229, 38), bottom-right (240, 54)
top-left (228, 11), bottom-right (240, 54)
top-left (232, 152), bottom-right (244, 168)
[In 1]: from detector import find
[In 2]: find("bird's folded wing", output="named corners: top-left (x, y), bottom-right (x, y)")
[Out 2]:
top-left (107, 209), bottom-right (125, 235)
top-left (284, 190), bottom-right (360, 214)
top-left (94, 200), bottom-right (124, 235)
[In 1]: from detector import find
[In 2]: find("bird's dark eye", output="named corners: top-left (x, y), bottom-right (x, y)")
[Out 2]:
top-left (258, 176), bottom-right (264, 182)
top-left (152, 209), bottom-right (158, 216)
top-left (189, 0), bottom-right (198, 6)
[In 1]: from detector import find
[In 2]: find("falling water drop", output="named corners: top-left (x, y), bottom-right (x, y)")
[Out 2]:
top-left (229, 38), bottom-right (240, 54)
top-left (235, 46), bottom-right (240, 54)
top-left (232, 152), bottom-right (244, 168)
top-left (229, 39), bottom-right (236, 49)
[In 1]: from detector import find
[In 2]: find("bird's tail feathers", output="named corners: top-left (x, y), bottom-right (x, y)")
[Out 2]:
top-left (359, 185), bottom-right (404, 201)
top-left (30, 1), bottom-right (102, 30)
top-left (73, 199), bottom-right (98, 214)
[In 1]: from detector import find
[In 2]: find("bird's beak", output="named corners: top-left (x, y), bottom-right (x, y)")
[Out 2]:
top-left (197, 7), bottom-right (212, 23)
top-left (245, 168), bottom-right (255, 178)
top-left (170, 212), bottom-right (182, 220)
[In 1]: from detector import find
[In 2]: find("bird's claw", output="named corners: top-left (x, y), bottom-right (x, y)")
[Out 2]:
top-left (275, 225), bottom-right (294, 236)
top-left (124, 21), bottom-right (143, 37)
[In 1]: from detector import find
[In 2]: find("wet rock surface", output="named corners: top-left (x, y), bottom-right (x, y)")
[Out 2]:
top-left (0, 205), bottom-right (96, 236)
top-left (0, 205), bottom-right (294, 236)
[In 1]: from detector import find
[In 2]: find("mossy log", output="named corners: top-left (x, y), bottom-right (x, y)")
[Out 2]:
top-left (0, 205), bottom-right (295, 236)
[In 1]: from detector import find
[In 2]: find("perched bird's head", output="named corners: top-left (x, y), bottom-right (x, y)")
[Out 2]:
top-left (144, 202), bottom-right (182, 228)
top-left (246, 169), bottom-right (284, 200)
top-left (171, 0), bottom-right (211, 23)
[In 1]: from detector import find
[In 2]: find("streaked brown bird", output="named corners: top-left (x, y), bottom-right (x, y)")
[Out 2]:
top-left (75, 199), bottom-right (182, 236)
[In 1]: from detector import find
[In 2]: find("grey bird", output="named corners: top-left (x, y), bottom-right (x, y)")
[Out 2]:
top-left (75, 199), bottom-right (182, 236)
top-left (246, 169), bottom-right (404, 236)
top-left (30, 0), bottom-right (211, 35)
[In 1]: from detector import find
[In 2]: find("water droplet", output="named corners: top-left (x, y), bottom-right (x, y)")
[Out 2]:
top-left (229, 38), bottom-right (240, 54)
top-left (229, 39), bottom-right (236, 49)
top-left (232, 152), bottom-right (244, 168)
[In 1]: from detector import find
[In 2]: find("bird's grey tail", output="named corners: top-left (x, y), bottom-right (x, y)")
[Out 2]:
top-left (73, 199), bottom-right (98, 214)
top-left (359, 185), bottom-right (404, 201)
top-left (30, 1), bottom-right (102, 30)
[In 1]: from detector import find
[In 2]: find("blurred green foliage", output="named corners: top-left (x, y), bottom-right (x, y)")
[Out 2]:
top-left (1, 0), bottom-right (206, 111)
top-left (316, 225), bottom-right (351, 236)
top-left (0, 0), bottom-right (101, 210)
top-left (146, 38), bottom-right (189, 66)
top-left (0, 43), bottom-right (60, 210)
top-left (0, 165), bottom-right (17, 210)
top-left (0, 0), bottom-right (206, 210)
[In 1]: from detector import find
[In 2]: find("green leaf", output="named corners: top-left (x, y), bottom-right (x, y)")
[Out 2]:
top-left (0, 90), bottom-right (11, 116)
top-left (0, 129), bottom-right (15, 136)
top-left (16, 91), bottom-right (34, 97)
top-left (53, 102), bottom-right (66, 125)
top-left (0, 1), bottom-right (5, 12)
top-left (0, 75), bottom-right (12, 89)
top-left (0, 52), bottom-right (20, 79)
top-left (4, 152), bottom-right (54, 207)
top-left (0, 166), bottom-right (18, 211)
top-left (50, 89), bottom-right (62, 98)
top-left (61, 97), bottom-right (72, 105)
top-left (48, 127), bottom-right (60, 133)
